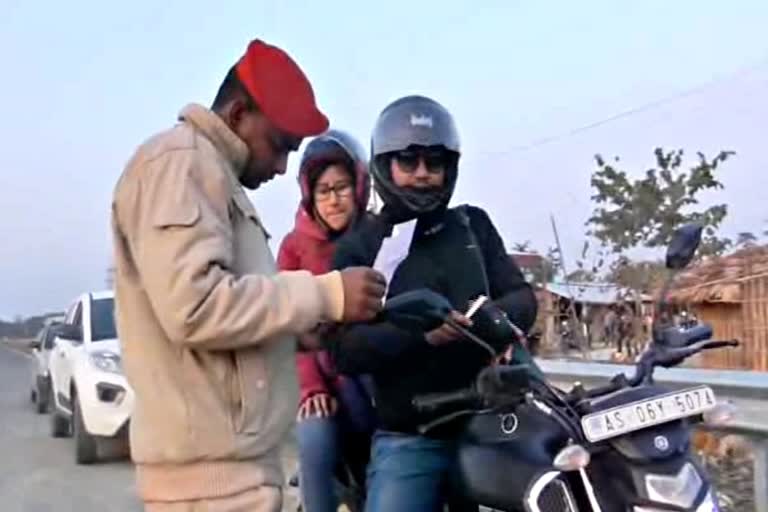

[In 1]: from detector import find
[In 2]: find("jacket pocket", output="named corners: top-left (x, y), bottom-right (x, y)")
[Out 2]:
top-left (151, 194), bottom-right (201, 228)
top-left (233, 348), bottom-right (269, 435)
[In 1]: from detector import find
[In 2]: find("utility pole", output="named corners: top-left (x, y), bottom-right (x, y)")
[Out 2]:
top-left (550, 215), bottom-right (589, 359)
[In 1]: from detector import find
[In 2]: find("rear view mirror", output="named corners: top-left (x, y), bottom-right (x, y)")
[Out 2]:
top-left (28, 339), bottom-right (41, 350)
top-left (52, 324), bottom-right (83, 343)
top-left (666, 224), bottom-right (703, 270)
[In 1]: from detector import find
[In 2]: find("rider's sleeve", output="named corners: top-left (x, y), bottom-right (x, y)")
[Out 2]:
top-left (469, 206), bottom-right (538, 333)
top-left (326, 321), bottom-right (431, 375)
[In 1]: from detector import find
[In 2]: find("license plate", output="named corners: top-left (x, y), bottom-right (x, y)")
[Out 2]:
top-left (581, 386), bottom-right (716, 443)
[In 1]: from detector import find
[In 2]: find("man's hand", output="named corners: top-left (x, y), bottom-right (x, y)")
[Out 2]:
top-left (297, 393), bottom-right (338, 420)
top-left (425, 311), bottom-right (473, 346)
top-left (339, 267), bottom-right (386, 322)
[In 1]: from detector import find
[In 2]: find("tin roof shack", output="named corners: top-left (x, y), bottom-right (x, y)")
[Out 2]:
top-left (668, 246), bottom-right (768, 371)
top-left (508, 252), bottom-right (550, 350)
top-left (541, 282), bottom-right (653, 354)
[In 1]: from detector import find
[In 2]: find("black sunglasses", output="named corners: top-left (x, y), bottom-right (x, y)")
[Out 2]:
top-left (392, 150), bottom-right (449, 174)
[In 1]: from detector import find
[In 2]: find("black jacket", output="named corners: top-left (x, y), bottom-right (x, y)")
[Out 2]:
top-left (327, 205), bottom-right (538, 435)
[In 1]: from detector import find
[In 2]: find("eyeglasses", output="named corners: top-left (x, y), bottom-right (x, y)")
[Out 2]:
top-left (393, 150), bottom-right (449, 174)
top-left (314, 181), bottom-right (353, 203)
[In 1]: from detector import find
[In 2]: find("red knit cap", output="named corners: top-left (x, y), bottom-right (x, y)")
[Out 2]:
top-left (235, 39), bottom-right (329, 137)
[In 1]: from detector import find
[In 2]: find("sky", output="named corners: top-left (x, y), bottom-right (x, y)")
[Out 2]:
top-left (1, 1), bottom-right (767, 319)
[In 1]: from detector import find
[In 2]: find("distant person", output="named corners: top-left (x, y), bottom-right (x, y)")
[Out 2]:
top-left (277, 130), bottom-right (375, 512)
top-left (603, 307), bottom-right (617, 346)
top-left (111, 40), bottom-right (385, 512)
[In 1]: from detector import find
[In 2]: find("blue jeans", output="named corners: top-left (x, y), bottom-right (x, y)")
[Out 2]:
top-left (365, 431), bottom-right (456, 512)
top-left (296, 416), bottom-right (340, 512)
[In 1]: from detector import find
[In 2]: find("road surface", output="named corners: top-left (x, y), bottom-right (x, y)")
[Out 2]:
top-left (0, 343), bottom-right (300, 511)
top-left (3, 340), bottom-right (758, 510)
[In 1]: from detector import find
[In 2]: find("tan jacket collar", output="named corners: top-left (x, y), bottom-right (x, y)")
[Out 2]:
top-left (179, 104), bottom-right (250, 175)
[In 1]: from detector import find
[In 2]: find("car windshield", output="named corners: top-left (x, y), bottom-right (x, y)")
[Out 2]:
top-left (90, 297), bottom-right (116, 342)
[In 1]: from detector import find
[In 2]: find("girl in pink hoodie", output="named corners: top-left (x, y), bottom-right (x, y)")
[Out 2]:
top-left (277, 129), bottom-right (371, 512)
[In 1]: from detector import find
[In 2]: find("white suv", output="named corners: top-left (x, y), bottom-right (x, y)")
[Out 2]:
top-left (29, 317), bottom-right (65, 414)
top-left (49, 290), bottom-right (134, 464)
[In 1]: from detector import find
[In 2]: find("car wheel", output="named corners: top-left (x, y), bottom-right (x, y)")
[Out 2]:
top-left (73, 392), bottom-right (99, 464)
top-left (50, 399), bottom-right (71, 438)
top-left (35, 377), bottom-right (49, 414)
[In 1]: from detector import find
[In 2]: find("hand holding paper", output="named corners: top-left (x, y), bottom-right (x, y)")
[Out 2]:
top-left (372, 219), bottom-right (417, 299)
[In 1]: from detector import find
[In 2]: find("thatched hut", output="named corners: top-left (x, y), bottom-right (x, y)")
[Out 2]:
top-left (668, 245), bottom-right (768, 371)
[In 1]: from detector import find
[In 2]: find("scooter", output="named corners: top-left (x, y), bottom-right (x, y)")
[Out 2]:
top-left (382, 223), bottom-right (738, 511)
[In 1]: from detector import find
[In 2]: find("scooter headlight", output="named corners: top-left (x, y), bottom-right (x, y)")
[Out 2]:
top-left (633, 491), bottom-right (719, 512)
top-left (644, 463), bottom-right (703, 509)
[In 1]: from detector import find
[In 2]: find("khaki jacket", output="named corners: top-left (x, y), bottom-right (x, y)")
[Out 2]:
top-left (111, 104), bottom-right (344, 502)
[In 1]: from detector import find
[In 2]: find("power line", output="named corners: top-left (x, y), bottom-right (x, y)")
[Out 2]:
top-left (507, 54), bottom-right (768, 153)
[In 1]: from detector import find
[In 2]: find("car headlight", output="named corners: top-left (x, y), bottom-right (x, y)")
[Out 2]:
top-left (89, 351), bottom-right (122, 374)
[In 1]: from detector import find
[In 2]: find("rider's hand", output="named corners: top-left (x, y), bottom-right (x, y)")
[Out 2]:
top-left (339, 267), bottom-right (387, 322)
top-left (425, 311), bottom-right (473, 346)
top-left (297, 393), bottom-right (338, 421)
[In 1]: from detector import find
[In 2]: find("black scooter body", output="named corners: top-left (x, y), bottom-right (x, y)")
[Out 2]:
top-left (455, 403), bottom-right (570, 510)
top-left (454, 384), bottom-right (709, 511)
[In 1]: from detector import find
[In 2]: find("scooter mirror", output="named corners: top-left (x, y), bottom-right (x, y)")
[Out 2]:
top-left (665, 223), bottom-right (703, 270)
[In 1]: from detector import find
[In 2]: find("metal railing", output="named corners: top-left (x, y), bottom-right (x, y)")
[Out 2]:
top-left (537, 358), bottom-right (768, 511)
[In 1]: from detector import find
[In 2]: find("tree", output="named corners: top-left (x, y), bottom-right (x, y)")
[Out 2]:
top-left (736, 232), bottom-right (758, 248)
top-left (734, 220), bottom-right (768, 248)
top-left (513, 245), bottom-right (560, 285)
top-left (565, 240), bottom-right (608, 283)
top-left (511, 241), bottom-right (533, 252)
top-left (587, 147), bottom-right (735, 257)
top-left (566, 269), bottom-right (598, 282)
top-left (607, 257), bottom-right (667, 293)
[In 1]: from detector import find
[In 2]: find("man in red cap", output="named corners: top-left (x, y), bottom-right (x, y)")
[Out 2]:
top-left (111, 40), bottom-right (386, 511)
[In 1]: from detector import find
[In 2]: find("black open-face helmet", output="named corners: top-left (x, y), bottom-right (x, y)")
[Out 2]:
top-left (370, 95), bottom-right (460, 217)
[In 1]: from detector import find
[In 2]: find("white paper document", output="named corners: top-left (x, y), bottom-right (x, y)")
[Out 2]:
top-left (372, 219), bottom-right (417, 296)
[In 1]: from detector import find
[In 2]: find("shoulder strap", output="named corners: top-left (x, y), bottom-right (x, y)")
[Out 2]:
top-left (455, 205), bottom-right (491, 297)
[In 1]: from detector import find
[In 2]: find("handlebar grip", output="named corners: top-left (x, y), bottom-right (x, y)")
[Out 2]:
top-left (584, 380), bottom-right (623, 399)
top-left (682, 324), bottom-right (713, 345)
top-left (704, 339), bottom-right (739, 349)
top-left (412, 389), bottom-right (478, 412)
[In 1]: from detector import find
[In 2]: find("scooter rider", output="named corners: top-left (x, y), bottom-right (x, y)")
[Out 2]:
top-left (327, 95), bottom-right (538, 512)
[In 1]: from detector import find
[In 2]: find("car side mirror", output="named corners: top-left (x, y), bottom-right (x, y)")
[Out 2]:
top-left (666, 223), bottom-right (704, 270)
top-left (52, 324), bottom-right (83, 343)
top-left (28, 339), bottom-right (41, 350)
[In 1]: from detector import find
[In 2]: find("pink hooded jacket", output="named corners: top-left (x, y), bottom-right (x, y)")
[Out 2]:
top-left (277, 130), bottom-right (369, 405)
